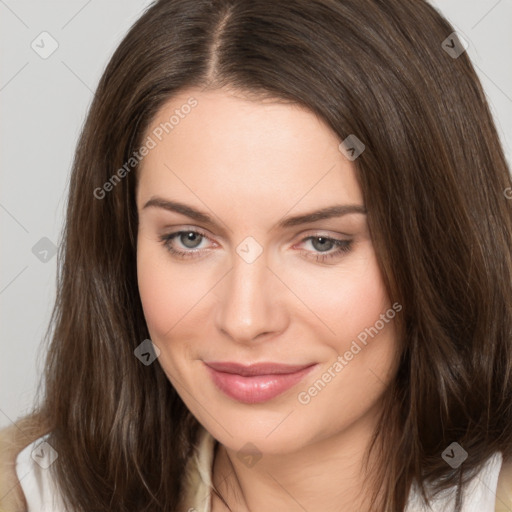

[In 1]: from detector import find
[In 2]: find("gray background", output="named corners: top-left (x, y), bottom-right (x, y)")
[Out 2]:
top-left (1, 0), bottom-right (511, 429)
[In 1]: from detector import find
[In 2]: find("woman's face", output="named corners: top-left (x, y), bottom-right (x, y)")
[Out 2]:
top-left (136, 87), bottom-right (400, 454)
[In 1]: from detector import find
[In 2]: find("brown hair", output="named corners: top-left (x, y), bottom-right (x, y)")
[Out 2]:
top-left (2, 0), bottom-right (512, 510)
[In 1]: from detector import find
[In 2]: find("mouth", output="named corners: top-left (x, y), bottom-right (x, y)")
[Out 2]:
top-left (203, 361), bottom-right (318, 403)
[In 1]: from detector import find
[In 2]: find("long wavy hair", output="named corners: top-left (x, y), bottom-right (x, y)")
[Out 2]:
top-left (3, 0), bottom-right (512, 510)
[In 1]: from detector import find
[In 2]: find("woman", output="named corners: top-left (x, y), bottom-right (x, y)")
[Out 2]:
top-left (1, 0), bottom-right (512, 510)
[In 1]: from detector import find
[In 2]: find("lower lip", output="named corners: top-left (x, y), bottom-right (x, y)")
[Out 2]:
top-left (205, 364), bottom-right (317, 404)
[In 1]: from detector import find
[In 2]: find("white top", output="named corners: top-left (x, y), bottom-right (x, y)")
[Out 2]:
top-left (16, 428), bottom-right (503, 511)
top-left (15, 434), bottom-right (66, 511)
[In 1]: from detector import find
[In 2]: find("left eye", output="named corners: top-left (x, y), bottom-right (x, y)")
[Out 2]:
top-left (297, 235), bottom-right (353, 263)
top-left (159, 230), bottom-right (353, 263)
top-left (301, 236), bottom-right (343, 253)
top-left (168, 231), bottom-right (206, 249)
top-left (159, 230), bottom-right (211, 258)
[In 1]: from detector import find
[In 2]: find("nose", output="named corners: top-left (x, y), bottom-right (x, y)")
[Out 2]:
top-left (215, 247), bottom-right (287, 345)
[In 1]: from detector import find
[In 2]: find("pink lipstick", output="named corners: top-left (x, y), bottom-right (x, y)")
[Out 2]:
top-left (204, 361), bottom-right (317, 403)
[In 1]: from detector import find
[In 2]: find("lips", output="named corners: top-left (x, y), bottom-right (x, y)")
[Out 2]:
top-left (204, 361), bottom-right (317, 403)
top-left (205, 361), bottom-right (314, 376)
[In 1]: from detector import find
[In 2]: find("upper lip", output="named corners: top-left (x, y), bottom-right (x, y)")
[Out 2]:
top-left (204, 361), bottom-right (316, 376)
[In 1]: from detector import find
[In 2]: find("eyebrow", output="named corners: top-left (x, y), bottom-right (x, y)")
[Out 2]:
top-left (142, 197), bottom-right (367, 230)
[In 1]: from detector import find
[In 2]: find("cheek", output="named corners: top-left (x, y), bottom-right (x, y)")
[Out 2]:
top-left (295, 276), bottom-right (398, 441)
top-left (136, 234), bottom-right (223, 382)
top-left (338, 262), bottom-right (390, 341)
top-left (136, 239), bottom-right (209, 381)
top-left (136, 242), bottom-right (171, 335)
top-left (136, 237), bottom-right (200, 341)
top-left (295, 246), bottom-right (391, 347)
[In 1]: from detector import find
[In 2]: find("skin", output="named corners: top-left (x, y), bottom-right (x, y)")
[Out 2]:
top-left (136, 87), bottom-right (400, 511)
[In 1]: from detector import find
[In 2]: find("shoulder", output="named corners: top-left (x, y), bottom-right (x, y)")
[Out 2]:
top-left (0, 415), bottom-right (56, 512)
top-left (0, 423), bottom-right (31, 511)
top-left (495, 455), bottom-right (512, 511)
top-left (13, 433), bottom-right (66, 512)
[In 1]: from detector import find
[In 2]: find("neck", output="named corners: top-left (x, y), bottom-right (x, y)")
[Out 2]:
top-left (211, 404), bottom-right (386, 512)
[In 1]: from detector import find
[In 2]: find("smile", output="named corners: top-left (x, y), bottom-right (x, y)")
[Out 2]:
top-left (204, 361), bottom-right (318, 403)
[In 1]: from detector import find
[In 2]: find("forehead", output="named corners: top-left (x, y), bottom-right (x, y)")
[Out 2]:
top-left (137, 87), bottom-right (363, 218)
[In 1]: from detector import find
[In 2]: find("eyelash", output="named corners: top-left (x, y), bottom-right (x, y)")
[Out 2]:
top-left (158, 229), bottom-right (353, 263)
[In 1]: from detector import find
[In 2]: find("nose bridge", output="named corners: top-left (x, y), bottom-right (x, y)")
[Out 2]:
top-left (215, 240), bottom-right (283, 343)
